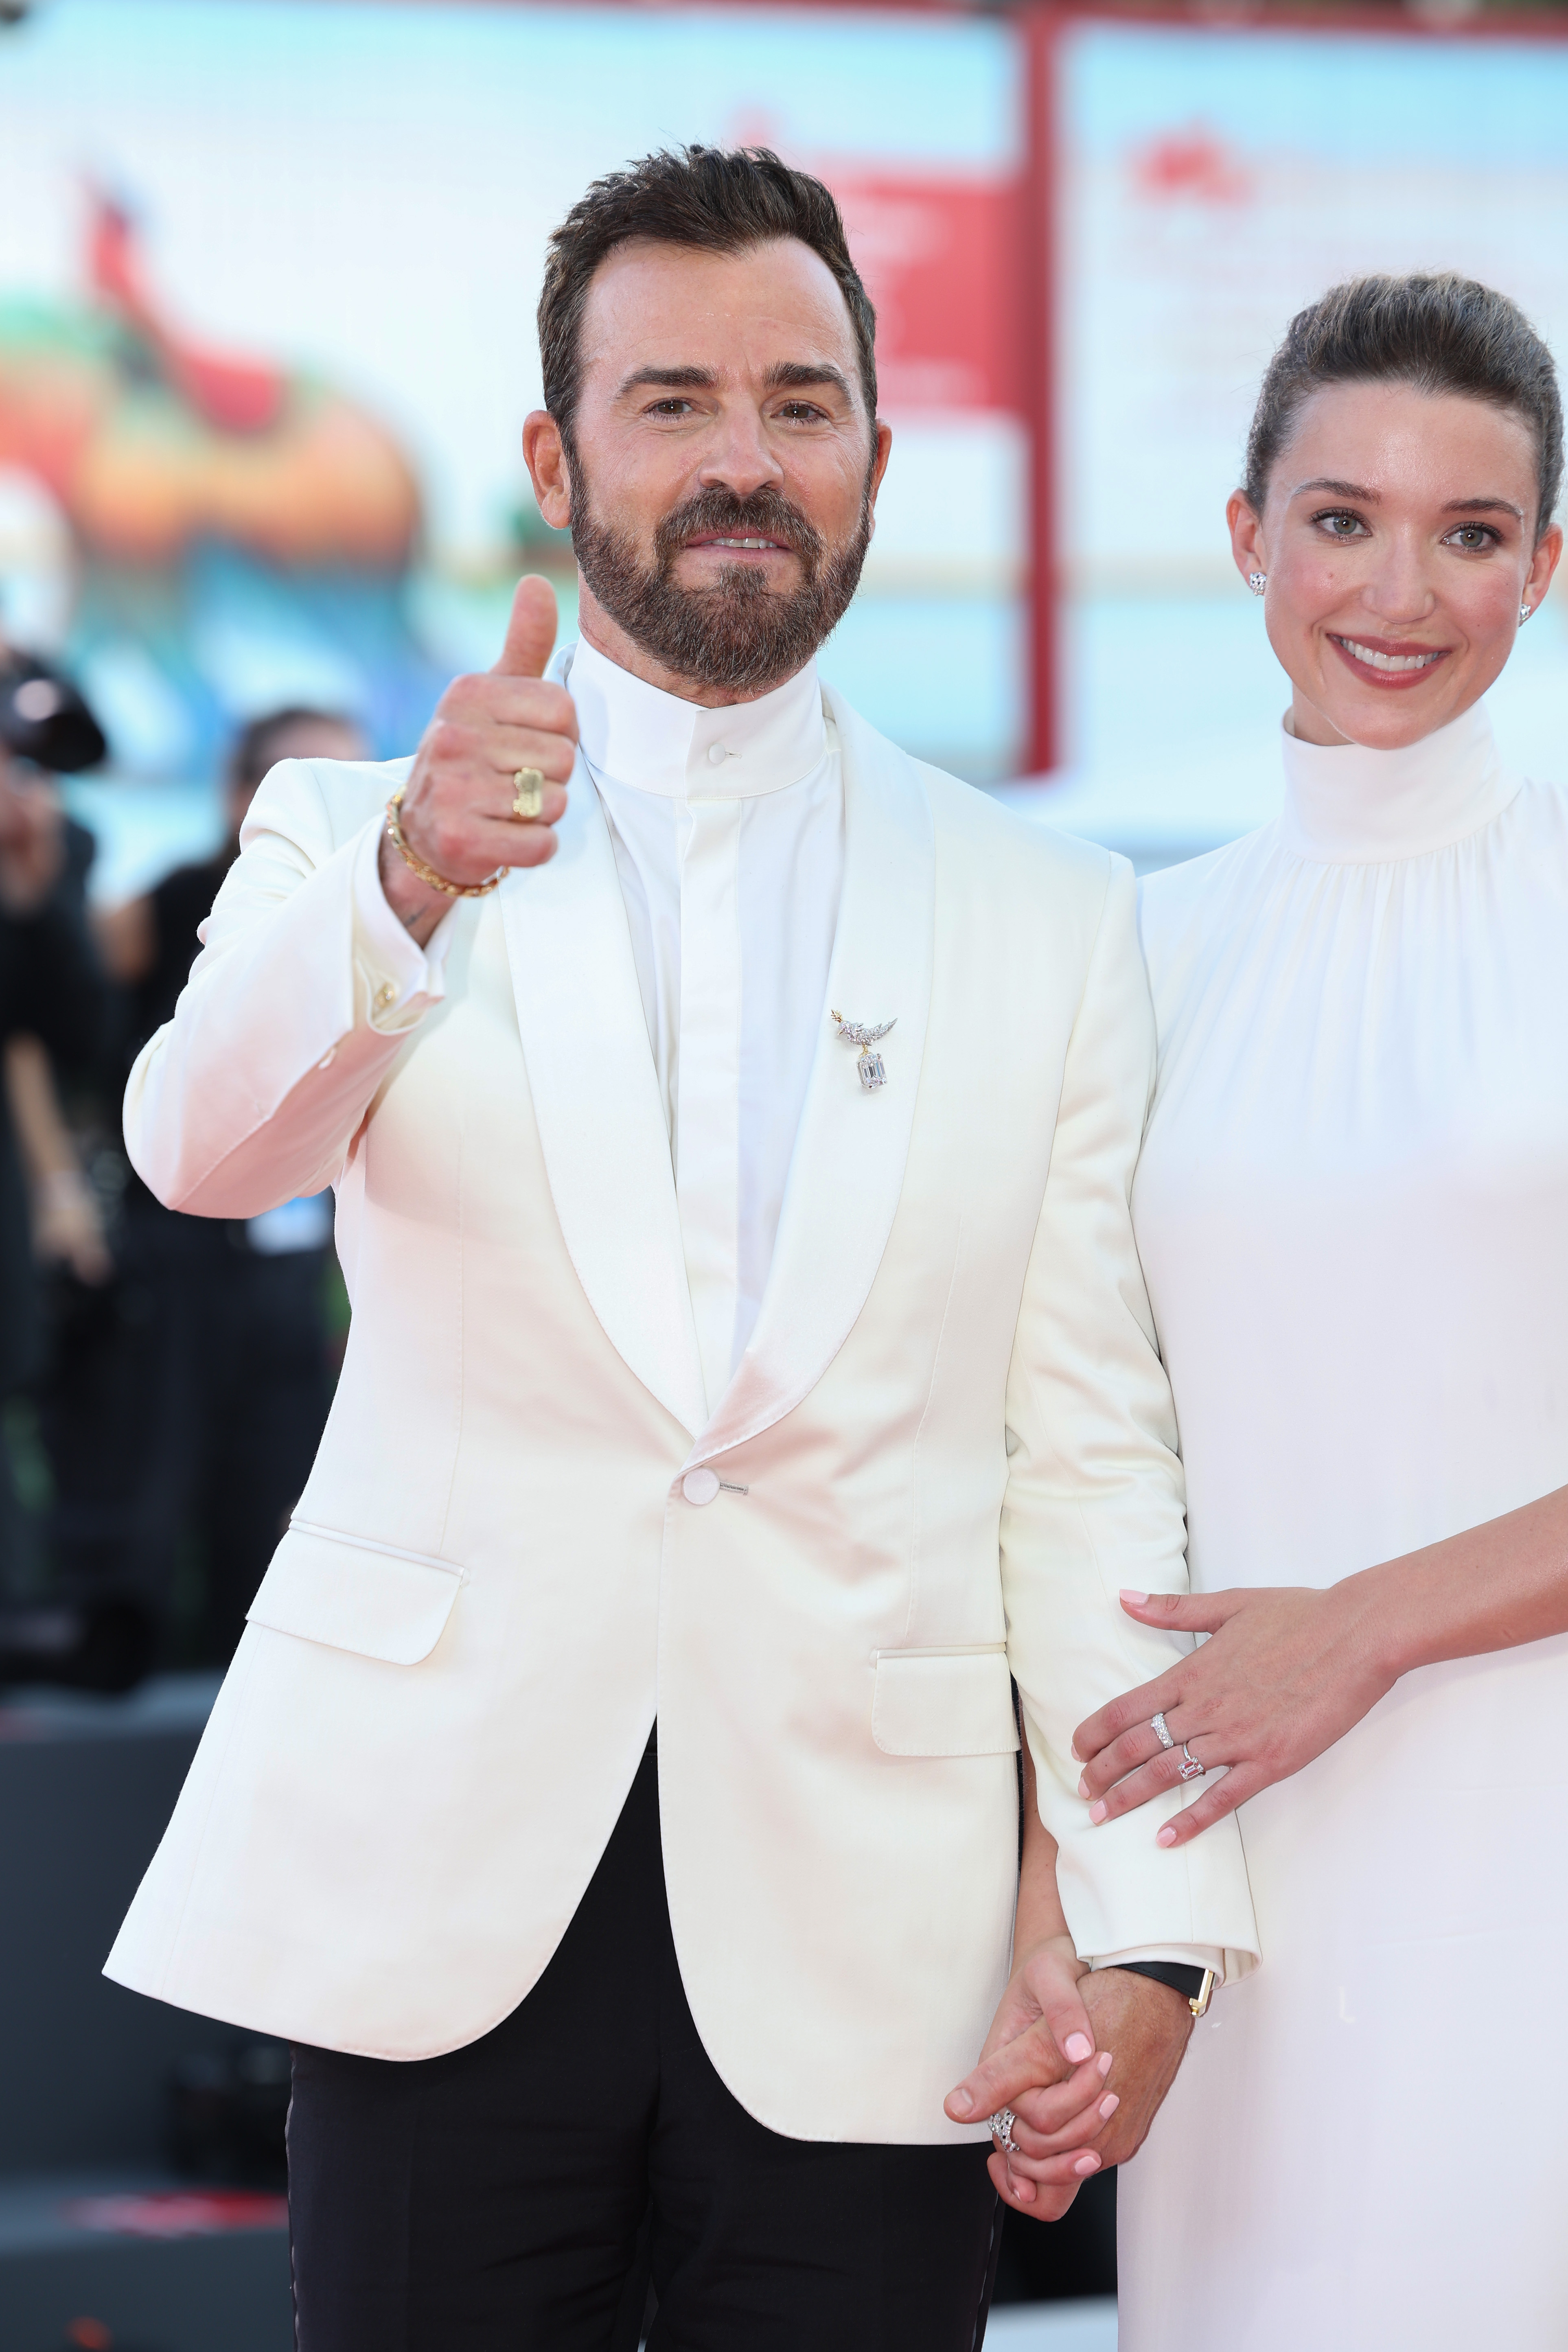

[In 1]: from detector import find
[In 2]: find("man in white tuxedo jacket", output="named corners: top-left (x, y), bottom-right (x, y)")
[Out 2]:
top-left (107, 148), bottom-right (1256, 2350)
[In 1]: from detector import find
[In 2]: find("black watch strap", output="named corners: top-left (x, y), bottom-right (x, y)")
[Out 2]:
top-left (1110, 1960), bottom-right (1215, 2016)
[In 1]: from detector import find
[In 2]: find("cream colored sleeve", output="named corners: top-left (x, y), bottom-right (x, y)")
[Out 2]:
top-left (1001, 854), bottom-right (1259, 1982)
top-left (123, 758), bottom-right (449, 1218)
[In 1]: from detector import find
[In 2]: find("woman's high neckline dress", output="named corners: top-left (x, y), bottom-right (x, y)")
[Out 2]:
top-left (1120, 700), bottom-right (1568, 2350)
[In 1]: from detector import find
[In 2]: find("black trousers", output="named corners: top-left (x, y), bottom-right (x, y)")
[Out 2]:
top-left (288, 1740), bottom-right (1002, 2351)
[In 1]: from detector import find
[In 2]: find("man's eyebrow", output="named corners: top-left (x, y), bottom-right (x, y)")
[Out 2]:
top-left (1290, 477), bottom-right (1378, 500)
top-left (763, 360), bottom-right (854, 401)
top-left (615, 364), bottom-right (718, 397)
top-left (1440, 494), bottom-right (1524, 519)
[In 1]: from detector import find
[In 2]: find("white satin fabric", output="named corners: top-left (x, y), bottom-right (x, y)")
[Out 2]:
top-left (104, 679), bottom-right (1261, 2123)
top-left (357, 637), bottom-right (843, 1421)
top-left (570, 637), bottom-right (842, 1414)
top-left (1120, 700), bottom-right (1568, 2350)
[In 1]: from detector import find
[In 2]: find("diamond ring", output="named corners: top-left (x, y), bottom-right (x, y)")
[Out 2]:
top-left (988, 2107), bottom-right (1020, 2155)
top-left (1150, 1711), bottom-right (1175, 1750)
top-left (512, 767), bottom-right (545, 821)
top-left (1178, 1741), bottom-right (1205, 1783)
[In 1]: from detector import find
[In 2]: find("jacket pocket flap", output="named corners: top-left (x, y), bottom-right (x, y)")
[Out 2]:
top-left (871, 1646), bottom-right (1019, 1757)
top-left (246, 1522), bottom-right (463, 1666)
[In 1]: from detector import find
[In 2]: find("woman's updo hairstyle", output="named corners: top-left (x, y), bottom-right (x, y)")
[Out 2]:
top-left (1244, 272), bottom-right (1563, 539)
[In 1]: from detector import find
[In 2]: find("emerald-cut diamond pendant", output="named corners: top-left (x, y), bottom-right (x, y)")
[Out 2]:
top-left (832, 1011), bottom-right (897, 1091)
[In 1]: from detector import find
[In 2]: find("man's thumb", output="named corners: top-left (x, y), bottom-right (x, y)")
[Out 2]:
top-left (492, 574), bottom-right (558, 679)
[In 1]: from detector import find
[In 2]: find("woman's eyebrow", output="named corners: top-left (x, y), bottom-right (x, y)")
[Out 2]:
top-left (1290, 476), bottom-right (1376, 499)
top-left (1440, 495), bottom-right (1523, 519)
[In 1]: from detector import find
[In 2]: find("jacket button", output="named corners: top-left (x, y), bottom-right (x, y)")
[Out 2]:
top-left (681, 1468), bottom-right (720, 1506)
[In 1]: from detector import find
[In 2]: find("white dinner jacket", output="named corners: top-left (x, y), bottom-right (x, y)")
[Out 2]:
top-left (105, 681), bottom-right (1258, 2143)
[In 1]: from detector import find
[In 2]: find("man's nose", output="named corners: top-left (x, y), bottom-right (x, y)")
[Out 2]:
top-left (695, 404), bottom-right (784, 498)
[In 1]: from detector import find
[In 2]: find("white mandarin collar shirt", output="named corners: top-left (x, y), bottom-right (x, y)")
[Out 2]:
top-left (357, 635), bottom-right (845, 1424)
top-left (568, 634), bottom-right (844, 1419)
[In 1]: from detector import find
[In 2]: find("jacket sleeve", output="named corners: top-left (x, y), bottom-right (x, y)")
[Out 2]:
top-left (123, 759), bottom-right (447, 1216)
top-left (1000, 854), bottom-right (1259, 1981)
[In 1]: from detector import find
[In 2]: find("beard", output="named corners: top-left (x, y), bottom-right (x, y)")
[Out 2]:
top-left (567, 467), bottom-right (873, 698)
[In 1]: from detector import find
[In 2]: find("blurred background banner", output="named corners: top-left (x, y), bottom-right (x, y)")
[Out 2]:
top-left (1045, 9), bottom-right (1568, 856)
top-left (9, 0), bottom-right (1568, 876)
top-left (0, 0), bottom-right (1028, 898)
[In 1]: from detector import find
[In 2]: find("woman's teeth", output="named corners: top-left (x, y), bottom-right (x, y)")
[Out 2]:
top-left (1338, 638), bottom-right (1443, 673)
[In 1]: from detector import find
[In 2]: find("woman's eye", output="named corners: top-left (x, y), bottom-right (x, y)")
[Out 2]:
top-left (1444, 523), bottom-right (1498, 552)
top-left (1312, 510), bottom-right (1367, 539)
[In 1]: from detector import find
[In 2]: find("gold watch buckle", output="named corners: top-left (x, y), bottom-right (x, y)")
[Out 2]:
top-left (1189, 1968), bottom-right (1216, 2019)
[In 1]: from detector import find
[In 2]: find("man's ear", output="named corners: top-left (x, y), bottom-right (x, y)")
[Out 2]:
top-left (523, 410), bottom-right (573, 530)
top-left (866, 420), bottom-right (893, 536)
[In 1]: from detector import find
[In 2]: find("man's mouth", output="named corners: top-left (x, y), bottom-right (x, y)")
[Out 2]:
top-left (683, 534), bottom-right (793, 554)
top-left (1329, 633), bottom-right (1450, 680)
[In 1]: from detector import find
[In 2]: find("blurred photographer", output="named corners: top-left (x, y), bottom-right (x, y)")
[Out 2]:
top-left (56, 705), bottom-right (369, 1664)
top-left (0, 651), bottom-right (110, 1591)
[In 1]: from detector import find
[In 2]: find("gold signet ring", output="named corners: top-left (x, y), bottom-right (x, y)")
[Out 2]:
top-left (512, 767), bottom-right (546, 821)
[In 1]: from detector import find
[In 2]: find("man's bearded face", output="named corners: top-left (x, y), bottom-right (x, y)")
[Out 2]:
top-left (568, 465), bottom-right (873, 698)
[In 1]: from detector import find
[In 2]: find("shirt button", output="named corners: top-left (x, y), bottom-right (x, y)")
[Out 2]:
top-left (705, 742), bottom-right (727, 767)
top-left (374, 982), bottom-right (397, 1010)
top-left (681, 1468), bottom-right (720, 1507)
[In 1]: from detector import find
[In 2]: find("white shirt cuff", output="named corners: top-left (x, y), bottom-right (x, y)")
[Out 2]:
top-left (352, 817), bottom-right (458, 1028)
top-left (1092, 1945), bottom-right (1227, 1983)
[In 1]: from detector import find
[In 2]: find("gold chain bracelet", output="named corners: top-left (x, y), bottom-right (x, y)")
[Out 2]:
top-left (385, 784), bottom-right (507, 899)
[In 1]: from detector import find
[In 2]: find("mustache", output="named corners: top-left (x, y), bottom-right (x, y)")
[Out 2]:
top-left (653, 486), bottom-right (826, 574)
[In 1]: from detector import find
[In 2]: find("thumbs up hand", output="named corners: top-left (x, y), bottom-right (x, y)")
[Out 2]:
top-left (379, 575), bottom-right (578, 937)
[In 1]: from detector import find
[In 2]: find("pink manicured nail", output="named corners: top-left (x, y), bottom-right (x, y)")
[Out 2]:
top-left (1075, 2152), bottom-right (1101, 2175)
top-left (1156, 1825), bottom-right (1178, 1847)
top-left (1064, 2033), bottom-right (1092, 2063)
top-left (1098, 2094), bottom-right (1119, 2120)
top-left (1070, 1743), bottom-right (1082, 1763)
top-left (1014, 2177), bottom-right (1036, 2203)
top-left (1120, 1589), bottom-right (1148, 1606)
top-left (1077, 1774), bottom-right (1089, 1798)
top-left (1097, 2052), bottom-right (1113, 2078)
top-left (1088, 1801), bottom-right (1108, 1824)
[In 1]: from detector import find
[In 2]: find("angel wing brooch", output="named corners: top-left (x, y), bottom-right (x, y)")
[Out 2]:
top-left (832, 1010), bottom-right (898, 1092)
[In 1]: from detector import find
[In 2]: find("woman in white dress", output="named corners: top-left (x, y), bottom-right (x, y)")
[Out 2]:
top-left (1062, 273), bottom-right (1568, 2348)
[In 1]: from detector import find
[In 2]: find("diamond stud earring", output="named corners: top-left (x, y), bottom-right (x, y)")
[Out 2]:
top-left (1520, 600), bottom-right (1534, 624)
top-left (1248, 571), bottom-right (1267, 597)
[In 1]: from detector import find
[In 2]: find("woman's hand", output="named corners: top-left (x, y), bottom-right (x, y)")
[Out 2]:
top-left (945, 1934), bottom-right (1119, 2219)
top-left (1071, 1583), bottom-right (1397, 1848)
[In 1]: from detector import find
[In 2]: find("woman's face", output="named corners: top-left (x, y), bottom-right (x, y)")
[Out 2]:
top-left (1229, 380), bottom-right (1562, 749)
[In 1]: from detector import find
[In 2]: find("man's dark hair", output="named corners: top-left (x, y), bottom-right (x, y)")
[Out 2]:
top-left (538, 145), bottom-right (877, 448)
top-left (228, 707), bottom-right (357, 793)
top-left (1245, 272), bottom-right (1563, 536)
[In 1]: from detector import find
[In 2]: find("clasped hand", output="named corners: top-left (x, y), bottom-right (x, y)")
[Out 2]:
top-left (942, 1939), bottom-right (1193, 2220)
top-left (1071, 1582), bottom-right (1397, 1847)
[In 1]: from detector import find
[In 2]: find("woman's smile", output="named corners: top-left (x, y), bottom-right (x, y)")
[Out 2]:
top-left (1327, 632), bottom-right (1452, 688)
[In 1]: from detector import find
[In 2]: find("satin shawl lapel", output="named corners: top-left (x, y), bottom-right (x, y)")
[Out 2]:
top-left (691, 688), bottom-right (935, 1464)
top-left (499, 749), bottom-right (707, 1439)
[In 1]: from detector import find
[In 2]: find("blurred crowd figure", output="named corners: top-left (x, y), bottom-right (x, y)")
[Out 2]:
top-left (0, 664), bottom-right (363, 1683)
top-left (0, 657), bottom-right (109, 1595)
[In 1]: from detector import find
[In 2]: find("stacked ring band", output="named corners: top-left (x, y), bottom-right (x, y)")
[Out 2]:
top-left (1150, 1712), bottom-right (1175, 1749)
top-left (988, 2108), bottom-right (1020, 2155)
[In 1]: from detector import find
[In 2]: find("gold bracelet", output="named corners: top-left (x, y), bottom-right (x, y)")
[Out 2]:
top-left (385, 785), bottom-right (506, 899)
